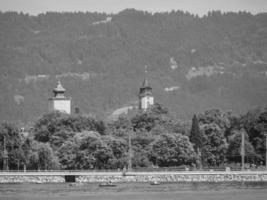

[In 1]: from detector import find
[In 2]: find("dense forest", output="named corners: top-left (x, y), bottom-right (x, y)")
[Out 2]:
top-left (0, 104), bottom-right (267, 170)
top-left (0, 10), bottom-right (267, 123)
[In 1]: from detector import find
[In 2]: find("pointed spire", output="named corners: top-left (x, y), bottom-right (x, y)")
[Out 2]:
top-left (53, 80), bottom-right (66, 93)
top-left (139, 65), bottom-right (152, 97)
top-left (142, 65), bottom-right (149, 87)
top-left (53, 80), bottom-right (66, 98)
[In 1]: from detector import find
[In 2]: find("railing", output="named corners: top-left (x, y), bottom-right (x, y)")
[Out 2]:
top-left (0, 167), bottom-right (266, 173)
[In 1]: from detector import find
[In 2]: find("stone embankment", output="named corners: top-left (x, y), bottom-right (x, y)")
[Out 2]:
top-left (0, 175), bottom-right (64, 183)
top-left (77, 172), bottom-right (267, 183)
top-left (0, 171), bottom-right (267, 184)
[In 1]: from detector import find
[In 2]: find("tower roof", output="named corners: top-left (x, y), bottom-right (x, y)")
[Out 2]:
top-left (53, 80), bottom-right (66, 93)
top-left (142, 65), bottom-right (150, 88)
top-left (139, 65), bottom-right (152, 97)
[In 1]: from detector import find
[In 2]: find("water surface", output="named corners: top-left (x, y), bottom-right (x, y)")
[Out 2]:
top-left (0, 182), bottom-right (267, 200)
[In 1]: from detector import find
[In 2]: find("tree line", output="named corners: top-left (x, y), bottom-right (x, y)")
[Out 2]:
top-left (0, 104), bottom-right (266, 170)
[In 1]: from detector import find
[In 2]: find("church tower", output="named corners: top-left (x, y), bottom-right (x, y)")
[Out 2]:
top-left (139, 66), bottom-right (154, 111)
top-left (48, 81), bottom-right (71, 114)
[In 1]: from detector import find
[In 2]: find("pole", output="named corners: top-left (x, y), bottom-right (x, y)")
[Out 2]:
top-left (265, 134), bottom-right (267, 171)
top-left (241, 130), bottom-right (245, 171)
top-left (2, 136), bottom-right (9, 171)
top-left (197, 148), bottom-right (202, 170)
top-left (128, 130), bottom-right (132, 172)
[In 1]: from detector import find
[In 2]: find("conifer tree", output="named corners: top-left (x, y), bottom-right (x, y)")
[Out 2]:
top-left (190, 114), bottom-right (202, 152)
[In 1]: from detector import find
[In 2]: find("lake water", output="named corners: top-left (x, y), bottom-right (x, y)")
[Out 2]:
top-left (0, 182), bottom-right (267, 200)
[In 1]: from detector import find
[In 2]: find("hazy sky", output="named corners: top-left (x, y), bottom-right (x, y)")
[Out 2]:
top-left (0, 0), bottom-right (267, 15)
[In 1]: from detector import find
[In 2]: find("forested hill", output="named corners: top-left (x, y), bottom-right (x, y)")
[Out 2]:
top-left (0, 10), bottom-right (267, 123)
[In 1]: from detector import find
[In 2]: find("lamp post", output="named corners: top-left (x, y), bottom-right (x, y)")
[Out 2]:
top-left (128, 129), bottom-right (132, 172)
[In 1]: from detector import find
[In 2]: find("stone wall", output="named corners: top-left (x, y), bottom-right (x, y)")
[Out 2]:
top-left (0, 172), bottom-right (267, 184)
top-left (0, 175), bottom-right (65, 183)
top-left (76, 173), bottom-right (267, 183)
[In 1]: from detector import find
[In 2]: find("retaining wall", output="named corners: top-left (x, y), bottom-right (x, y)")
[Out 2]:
top-left (0, 171), bottom-right (267, 184)
top-left (0, 175), bottom-right (64, 183)
top-left (77, 173), bottom-right (267, 183)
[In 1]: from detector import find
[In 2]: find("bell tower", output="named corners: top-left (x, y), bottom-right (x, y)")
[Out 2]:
top-left (48, 80), bottom-right (71, 114)
top-left (139, 66), bottom-right (154, 111)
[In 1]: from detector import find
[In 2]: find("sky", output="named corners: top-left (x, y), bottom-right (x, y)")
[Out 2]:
top-left (0, 0), bottom-right (267, 16)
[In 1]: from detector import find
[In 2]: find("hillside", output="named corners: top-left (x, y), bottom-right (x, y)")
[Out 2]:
top-left (0, 10), bottom-right (267, 123)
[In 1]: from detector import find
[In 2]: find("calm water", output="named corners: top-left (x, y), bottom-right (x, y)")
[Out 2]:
top-left (0, 182), bottom-right (267, 200)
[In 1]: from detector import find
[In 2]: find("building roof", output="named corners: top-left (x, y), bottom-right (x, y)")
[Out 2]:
top-left (53, 80), bottom-right (66, 93)
top-left (141, 65), bottom-right (150, 88)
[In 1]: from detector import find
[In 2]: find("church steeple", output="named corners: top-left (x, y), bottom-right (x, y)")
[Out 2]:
top-left (142, 65), bottom-right (149, 87)
top-left (53, 80), bottom-right (66, 98)
top-left (139, 65), bottom-right (154, 111)
top-left (49, 80), bottom-right (71, 114)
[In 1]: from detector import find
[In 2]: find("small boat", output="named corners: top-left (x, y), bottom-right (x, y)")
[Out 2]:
top-left (99, 182), bottom-right (117, 187)
top-left (150, 180), bottom-right (160, 185)
top-left (69, 183), bottom-right (84, 187)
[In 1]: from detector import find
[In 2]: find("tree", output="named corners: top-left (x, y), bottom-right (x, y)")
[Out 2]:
top-left (74, 131), bottom-right (102, 169)
top-left (28, 141), bottom-right (59, 170)
top-left (240, 107), bottom-right (267, 161)
top-left (36, 143), bottom-right (60, 170)
top-left (227, 129), bottom-right (258, 163)
top-left (102, 135), bottom-right (128, 169)
top-left (33, 111), bottom-right (65, 143)
top-left (57, 139), bottom-right (78, 169)
top-left (131, 103), bottom-right (176, 133)
top-left (198, 109), bottom-right (231, 130)
top-left (132, 132), bottom-right (154, 167)
top-left (34, 112), bottom-right (107, 146)
top-left (200, 123), bottom-right (228, 166)
top-left (94, 146), bottom-right (113, 169)
top-left (21, 137), bottom-right (33, 169)
top-left (50, 129), bottom-right (75, 150)
top-left (58, 130), bottom-right (115, 170)
top-left (254, 109), bottom-right (267, 160)
top-left (190, 114), bottom-right (202, 152)
top-left (107, 114), bottom-right (132, 137)
top-left (0, 122), bottom-right (23, 170)
top-left (151, 132), bottom-right (196, 167)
